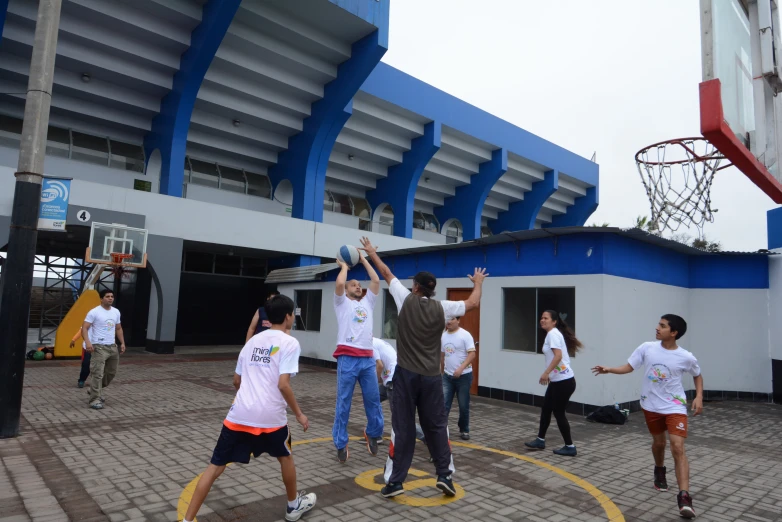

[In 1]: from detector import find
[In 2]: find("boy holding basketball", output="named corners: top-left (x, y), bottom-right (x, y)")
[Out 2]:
top-left (592, 314), bottom-right (703, 519)
top-left (332, 245), bottom-right (384, 463)
top-left (182, 295), bottom-right (316, 522)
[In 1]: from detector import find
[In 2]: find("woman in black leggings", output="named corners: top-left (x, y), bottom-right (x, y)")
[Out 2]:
top-left (524, 310), bottom-right (582, 456)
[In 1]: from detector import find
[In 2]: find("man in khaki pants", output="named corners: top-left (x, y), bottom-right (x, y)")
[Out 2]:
top-left (82, 289), bottom-right (125, 409)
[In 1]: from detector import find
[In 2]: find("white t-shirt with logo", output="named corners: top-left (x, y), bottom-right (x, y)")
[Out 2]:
top-left (84, 306), bottom-right (121, 345)
top-left (542, 328), bottom-right (573, 382)
top-left (441, 328), bottom-right (476, 376)
top-left (372, 338), bottom-right (397, 386)
top-left (333, 290), bottom-right (377, 356)
top-left (226, 329), bottom-right (301, 428)
top-left (628, 341), bottom-right (701, 415)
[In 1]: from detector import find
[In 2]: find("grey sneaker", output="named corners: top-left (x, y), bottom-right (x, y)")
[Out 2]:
top-left (337, 446), bottom-right (349, 463)
top-left (524, 438), bottom-right (545, 450)
top-left (364, 429), bottom-right (378, 456)
top-left (89, 401), bottom-right (103, 410)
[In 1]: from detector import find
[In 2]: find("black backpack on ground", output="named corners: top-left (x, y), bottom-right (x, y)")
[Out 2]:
top-left (585, 406), bottom-right (627, 425)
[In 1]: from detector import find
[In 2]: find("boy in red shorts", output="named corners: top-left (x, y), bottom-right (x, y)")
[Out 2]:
top-left (592, 314), bottom-right (703, 519)
top-left (182, 294), bottom-right (316, 522)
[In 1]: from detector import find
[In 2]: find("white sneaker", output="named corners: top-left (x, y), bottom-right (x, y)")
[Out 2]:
top-left (285, 492), bottom-right (316, 521)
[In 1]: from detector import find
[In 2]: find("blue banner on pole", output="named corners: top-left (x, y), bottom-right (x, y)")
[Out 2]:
top-left (38, 177), bottom-right (71, 231)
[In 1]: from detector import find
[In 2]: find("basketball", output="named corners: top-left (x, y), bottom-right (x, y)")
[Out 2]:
top-left (337, 245), bottom-right (360, 267)
top-left (45, 353), bottom-right (52, 360)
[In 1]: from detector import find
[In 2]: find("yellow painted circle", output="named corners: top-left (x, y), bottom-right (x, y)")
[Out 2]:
top-left (354, 467), bottom-right (465, 506)
top-left (178, 436), bottom-right (625, 521)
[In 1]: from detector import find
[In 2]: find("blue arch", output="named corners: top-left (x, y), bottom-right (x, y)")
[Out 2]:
top-left (143, 0), bottom-right (242, 197)
top-left (366, 121), bottom-right (441, 238)
top-left (544, 186), bottom-right (599, 228)
top-left (490, 169), bottom-right (558, 233)
top-left (268, 28), bottom-right (388, 222)
top-left (434, 148), bottom-right (508, 241)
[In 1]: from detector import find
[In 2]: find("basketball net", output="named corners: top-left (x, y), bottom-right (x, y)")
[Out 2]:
top-left (635, 138), bottom-right (730, 237)
top-left (109, 252), bottom-right (134, 281)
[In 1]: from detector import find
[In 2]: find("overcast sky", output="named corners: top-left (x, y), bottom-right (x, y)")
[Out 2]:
top-left (381, 0), bottom-right (777, 251)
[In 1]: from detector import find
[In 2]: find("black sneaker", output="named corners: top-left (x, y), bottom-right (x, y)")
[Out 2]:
top-left (677, 490), bottom-right (695, 518)
top-left (381, 482), bottom-right (404, 498)
top-left (337, 446), bottom-right (349, 463)
top-left (77, 380), bottom-right (84, 388)
top-left (654, 466), bottom-right (668, 492)
top-left (436, 474), bottom-right (456, 497)
top-left (524, 438), bottom-right (546, 450)
top-left (553, 445), bottom-right (577, 456)
top-left (460, 432), bottom-right (470, 441)
top-left (364, 429), bottom-right (378, 456)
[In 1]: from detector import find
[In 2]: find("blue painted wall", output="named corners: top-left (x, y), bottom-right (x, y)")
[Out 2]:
top-left (319, 233), bottom-right (768, 289)
top-left (768, 207), bottom-right (782, 250)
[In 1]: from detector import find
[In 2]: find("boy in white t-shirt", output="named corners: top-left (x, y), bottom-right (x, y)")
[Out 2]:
top-left (182, 295), bottom-right (316, 522)
top-left (440, 316), bottom-right (476, 440)
top-left (592, 314), bottom-right (703, 520)
top-left (332, 254), bottom-right (384, 463)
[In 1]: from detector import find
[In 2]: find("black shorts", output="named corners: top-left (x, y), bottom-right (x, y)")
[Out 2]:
top-left (210, 425), bottom-right (292, 466)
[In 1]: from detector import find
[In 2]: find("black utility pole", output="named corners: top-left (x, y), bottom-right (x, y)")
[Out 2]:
top-left (0, 0), bottom-right (62, 438)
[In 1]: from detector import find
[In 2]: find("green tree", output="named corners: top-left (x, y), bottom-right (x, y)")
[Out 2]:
top-left (691, 237), bottom-right (721, 252)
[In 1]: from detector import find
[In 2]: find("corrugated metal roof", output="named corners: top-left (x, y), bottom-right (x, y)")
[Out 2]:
top-left (381, 227), bottom-right (777, 258)
top-left (266, 227), bottom-right (774, 284)
top-left (265, 262), bottom-right (339, 284)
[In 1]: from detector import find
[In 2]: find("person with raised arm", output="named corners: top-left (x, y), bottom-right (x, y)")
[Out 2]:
top-left (331, 249), bottom-right (384, 463)
top-left (359, 236), bottom-right (487, 500)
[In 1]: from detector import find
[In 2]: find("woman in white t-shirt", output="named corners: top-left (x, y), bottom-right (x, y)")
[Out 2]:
top-left (524, 310), bottom-right (582, 456)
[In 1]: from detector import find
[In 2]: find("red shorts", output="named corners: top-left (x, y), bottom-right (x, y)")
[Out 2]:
top-left (642, 409), bottom-right (688, 438)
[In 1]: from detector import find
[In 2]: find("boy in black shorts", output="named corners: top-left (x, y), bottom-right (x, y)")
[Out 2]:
top-left (182, 295), bottom-right (316, 522)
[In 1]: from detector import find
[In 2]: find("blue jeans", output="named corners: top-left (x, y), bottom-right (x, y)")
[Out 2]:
top-left (333, 355), bottom-right (384, 450)
top-left (443, 372), bottom-right (473, 433)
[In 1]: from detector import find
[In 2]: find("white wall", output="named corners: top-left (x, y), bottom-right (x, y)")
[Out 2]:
top-left (279, 273), bottom-right (772, 407)
top-left (770, 253), bottom-right (782, 361)
top-left (690, 288), bottom-right (772, 392)
top-left (0, 166), bottom-right (435, 259)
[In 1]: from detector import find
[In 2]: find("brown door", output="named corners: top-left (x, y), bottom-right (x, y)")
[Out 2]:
top-left (447, 288), bottom-right (480, 395)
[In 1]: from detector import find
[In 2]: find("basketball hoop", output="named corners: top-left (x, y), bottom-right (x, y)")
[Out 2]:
top-left (635, 137), bottom-right (731, 237)
top-left (109, 252), bottom-right (134, 280)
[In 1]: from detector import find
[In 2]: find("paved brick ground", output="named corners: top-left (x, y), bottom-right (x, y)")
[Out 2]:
top-left (1, 351), bottom-right (782, 522)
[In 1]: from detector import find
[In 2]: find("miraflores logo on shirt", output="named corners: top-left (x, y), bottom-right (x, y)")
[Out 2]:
top-left (669, 393), bottom-right (687, 406)
top-left (647, 364), bottom-right (671, 384)
top-left (250, 345), bottom-right (280, 366)
top-left (353, 306), bottom-right (368, 323)
top-left (443, 344), bottom-right (456, 356)
top-left (553, 363), bottom-right (570, 374)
